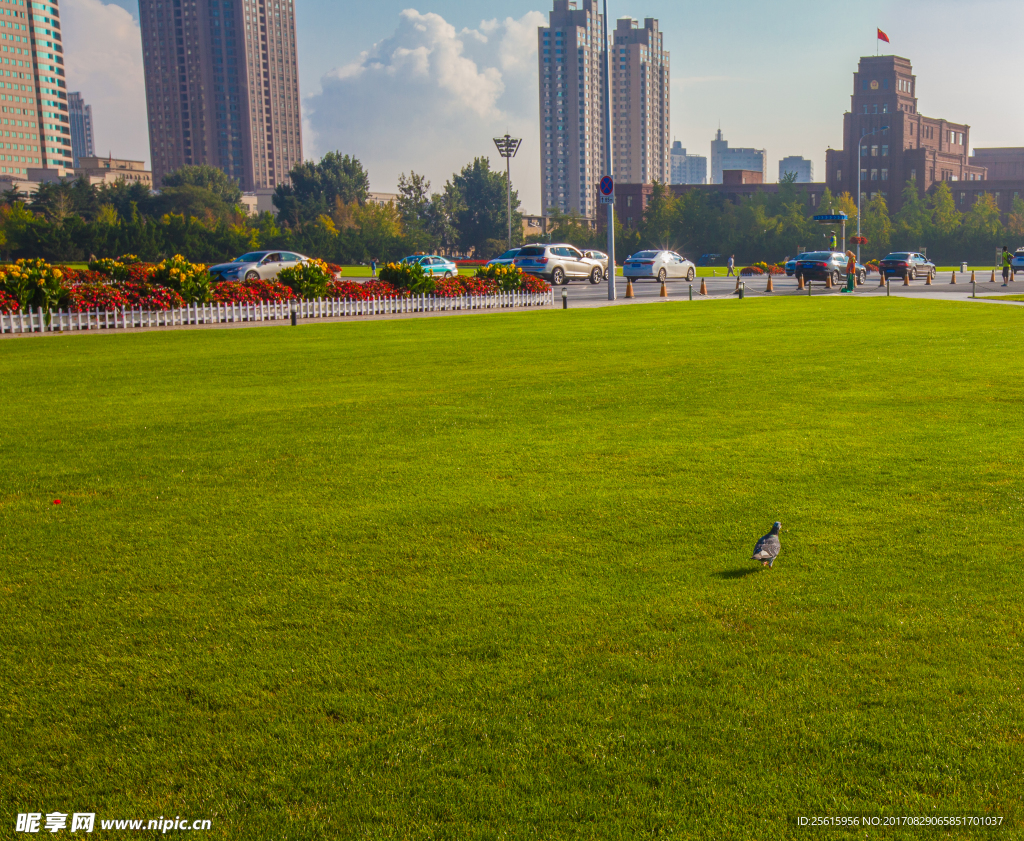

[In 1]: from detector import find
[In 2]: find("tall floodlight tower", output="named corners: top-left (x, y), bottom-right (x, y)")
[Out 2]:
top-left (493, 134), bottom-right (522, 250)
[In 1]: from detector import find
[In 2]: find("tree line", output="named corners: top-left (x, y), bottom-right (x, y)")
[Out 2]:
top-left (0, 153), bottom-right (524, 265)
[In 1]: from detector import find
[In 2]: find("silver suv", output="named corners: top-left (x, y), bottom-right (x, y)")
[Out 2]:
top-left (514, 243), bottom-right (604, 285)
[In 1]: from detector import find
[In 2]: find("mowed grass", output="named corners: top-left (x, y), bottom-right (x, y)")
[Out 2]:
top-left (2, 299), bottom-right (1024, 840)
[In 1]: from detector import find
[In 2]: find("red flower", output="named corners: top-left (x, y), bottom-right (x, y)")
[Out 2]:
top-left (53, 499), bottom-right (62, 505)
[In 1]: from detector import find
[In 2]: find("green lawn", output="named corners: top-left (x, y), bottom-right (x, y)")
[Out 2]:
top-left (2, 299), bottom-right (1024, 839)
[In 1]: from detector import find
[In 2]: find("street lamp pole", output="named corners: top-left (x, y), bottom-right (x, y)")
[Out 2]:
top-left (856, 125), bottom-right (888, 265)
top-left (602, 0), bottom-right (616, 300)
top-left (493, 134), bottom-right (522, 251)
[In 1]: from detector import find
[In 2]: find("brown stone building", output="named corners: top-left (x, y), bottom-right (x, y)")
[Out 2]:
top-left (969, 148), bottom-right (1024, 181)
top-left (825, 56), bottom-right (985, 211)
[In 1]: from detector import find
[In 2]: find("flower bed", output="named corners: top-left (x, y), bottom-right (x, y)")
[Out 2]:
top-left (212, 279), bottom-right (294, 304)
top-left (0, 288), bottom-right (20, 313)
top-left (121, 282), bottom-right (185, 311)
top-left (67, 284), bottom-right (131, 313)
top-left (740, 266), bottom-right (765, 276)
top-left (866, 260), bottom-right (880, 275)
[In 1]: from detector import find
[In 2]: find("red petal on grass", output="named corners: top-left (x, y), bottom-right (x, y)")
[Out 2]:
top-left (53, 499), bottom-right (62, 505)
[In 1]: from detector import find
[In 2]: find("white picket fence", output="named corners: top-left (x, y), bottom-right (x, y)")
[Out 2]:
top-left (0, 290), bottom-right (554, 335)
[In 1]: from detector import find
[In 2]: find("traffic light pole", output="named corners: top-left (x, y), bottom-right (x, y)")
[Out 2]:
top-left (603, 0), bottom-right (616, 301)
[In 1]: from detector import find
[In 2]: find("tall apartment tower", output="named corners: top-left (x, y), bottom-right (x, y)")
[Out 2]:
top-left (0, 0), bottom-right (72, 177)
top-left (68, 92), bottom-right (94, 167)
top-left (611, 17), bottom-right (669, 186)
top-left (138, 0), bottom-right (303, 192)
top-left (538, 0), bottom-right (605, 218)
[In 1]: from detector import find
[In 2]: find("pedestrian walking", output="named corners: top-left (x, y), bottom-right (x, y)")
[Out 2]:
top-left (727, 255), bottom-right (736, 277)
top-left (1001, 246), bottom-right (1011, 286)
top-left (371, 257), bottom-right (378, 278)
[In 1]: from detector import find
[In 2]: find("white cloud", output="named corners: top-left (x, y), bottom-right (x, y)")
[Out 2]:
top-left (60, 0), bottom-right (149, 167)
top-left (304, 9), bottom-right (545, 213)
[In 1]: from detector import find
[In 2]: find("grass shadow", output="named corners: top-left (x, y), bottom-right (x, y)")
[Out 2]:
top-left (712, 567), bottom-right (762, 580)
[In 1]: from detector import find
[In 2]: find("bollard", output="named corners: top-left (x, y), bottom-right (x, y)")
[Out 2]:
top-left (625, 279), bottom-right (635, 299)
top-left (739, 281), bottom-right (745, 300)
top-left (971, 270), bottom-right (976, 288)
top-left (290, 306), bottom-right (297, 327)
top-left (808, 276), bottom-right (812, 296)
top-left (950, 270), bottom-right (957, 285)
top-left (660, 280), bottom-right (668, 298)
top-left (689, 283), bottom-right (693, 301)
top-left (734, 276), bottom-right (741, 294)
top-left (699, 278), bottom-right (708, 296)
top-left (562, 288), bottom-right (568, 309)
top-left (886, 278), bottom-right (890, 297)
top-left (972, 277), bottom-right (977, 298)
top-left (797, 273), bottom-right (805, 291)
top-left (765, 273), bottom-right (774, 293)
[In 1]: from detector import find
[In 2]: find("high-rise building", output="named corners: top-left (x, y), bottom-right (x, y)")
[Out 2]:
top-left (611, 17), bottom-right (669, 186)
top-left (825, 55), bottom-right (985, 211)
top-left (138, 0), bottom-right (303, 192)
top-left (779, 155), bottom-right (813, 183)
top-left (710, 129), bottom-right (765, 184)
top-left (670, 141), bottom-right (707, 185)
top-left (0, 0), bottom-right (71, 177)
top-left (68, 92), bottom-right (94, 167)
top-left (538, 0), bottom-right (606, 218)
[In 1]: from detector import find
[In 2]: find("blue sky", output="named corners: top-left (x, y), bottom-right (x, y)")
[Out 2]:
top-left (73, 0), bottom-right (1024, 214)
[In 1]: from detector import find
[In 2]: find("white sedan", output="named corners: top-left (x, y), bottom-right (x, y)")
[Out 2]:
top-left (623, 250), bottom-right (696, 282)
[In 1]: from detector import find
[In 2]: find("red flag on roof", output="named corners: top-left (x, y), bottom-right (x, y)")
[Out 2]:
top-left (877, 28), bottom-right (890, 43)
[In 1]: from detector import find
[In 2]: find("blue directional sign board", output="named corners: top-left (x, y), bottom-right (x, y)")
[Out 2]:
top-left (813, 213), bottom-right (848, 222)
top-left (600, 176), bottom-right (614, 196)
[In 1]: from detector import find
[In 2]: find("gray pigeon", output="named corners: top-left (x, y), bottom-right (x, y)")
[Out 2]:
top-left (752, 522), bottom-right (781, 568)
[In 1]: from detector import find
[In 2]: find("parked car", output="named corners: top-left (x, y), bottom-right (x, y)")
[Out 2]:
top-left (878, 252), bottom-right (936, 282)
top-left (1010, 248), bottom-right (1024, 277)
top-left (514, 243), bottom-right (604, 285)
top-left (793, 252), bottom-right (867, 285)
top-left (784, 253), bottom-right (813, 277)
top-left (582, 250), bottom-right (609, 280)
top-left (697, 253), bottom-right (721, 267)
top-left (623, 250), bottom-right (696, 282)
top-left (486, 248), bottom-right (521, 268)
top-left (209, 250), bottom-right (310, 282)
top-left (401, 255), bottom-right (459, 278)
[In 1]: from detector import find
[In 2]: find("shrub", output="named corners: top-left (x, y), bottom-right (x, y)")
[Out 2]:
top-left (152, 255), bottom-right (211, 304)
top-left (0, 258), bottom-right (69, 312)
top-left (88, 257), bottom-right (130, 281)
top-left (378, 261), bottom-right (435, 295)
top-left (739, 266), bottom-right (764, 276)
top-left (278, 258), bottom-right (333, 299)
top-left (474, 263), bottom-right (531, 291)
top-left (118, 254), bottom-right (143, 265)
top-left (126, 263), bottom-right (157, 283)
top-left (866, 260), bottom-right (880, 274)
top-left (67, 284), bottom-right (130, 313)
top-left (326, 263), bottom-right (343, 277)
top-left (0, 288), bottom-right (19, 313)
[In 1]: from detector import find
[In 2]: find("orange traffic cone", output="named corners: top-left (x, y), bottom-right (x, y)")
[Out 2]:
top-left (971, 270), bottom-right (976, 286)
top-left (625, 280), bottom-right (635, 298)
top-left (826, 274), bottom-right (833, 289)
top-left (660, 280), bottom-right (668, 298)
top-left (903, 272), bottom-right (910, 286)
top-left (950, 270), bottom-right (957, 284)
top-left (765, 273), bottom-right (774, 293)
top-left (734, 276), bottom-right (741, 293)
top-left (926, 271), bottom-right (932, 286)
top-left (878, 272), bottom-right (886, 288)
top-left (699, 278), bottom-right (708, 296)
top-left (797, 274), bottom-right (805, 290)
top-left (991, 270), bottom-right (997, 283)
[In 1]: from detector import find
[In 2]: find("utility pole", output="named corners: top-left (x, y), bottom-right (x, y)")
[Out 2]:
top-left (602, 0), bottom-right (616, 300)
top-left (493, 134), bottom-right (522, 251)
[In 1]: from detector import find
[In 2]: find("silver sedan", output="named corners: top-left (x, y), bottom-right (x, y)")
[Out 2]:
top-left (209, 250), bottom-right (311, 282)
top-left (623, 250), bottom-right (696, 282)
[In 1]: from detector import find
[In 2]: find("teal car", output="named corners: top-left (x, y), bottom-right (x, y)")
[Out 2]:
top-left (401, 255), bottom-right (458, 278)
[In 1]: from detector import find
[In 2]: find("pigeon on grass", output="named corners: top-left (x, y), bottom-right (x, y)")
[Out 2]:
top-left (752, 522), bottom-right (781, 569)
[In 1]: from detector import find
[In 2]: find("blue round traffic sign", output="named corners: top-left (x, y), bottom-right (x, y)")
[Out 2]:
top-left (600, 176), bottom-right (614, 196)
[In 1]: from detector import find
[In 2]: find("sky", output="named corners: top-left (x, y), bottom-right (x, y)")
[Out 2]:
top-left (68, 0), bottom-right (1024, 215)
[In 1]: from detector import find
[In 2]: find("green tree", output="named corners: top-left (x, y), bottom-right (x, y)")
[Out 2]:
top-left (637, 182), bottom-right (677, 249)
top-left (861, 193), bottom-right (892, 257)
top-left (930, 181), bottom-right (961, 238)
top-left (892, 179), bottom-right (931, 248)
top-left (275, 152), bottom-right (369, 223)
top-left (450, 157), bottom-right (521, 256)
top-left (1007, 195), bottom-right (1024, 241)
top-left (162, 164), bottom-right (243, 205)
top-left (426, 183), bottom-right (464, 255)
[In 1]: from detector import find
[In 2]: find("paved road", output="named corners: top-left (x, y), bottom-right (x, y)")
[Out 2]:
top-left (555, 272), bottom-right (1024, 308)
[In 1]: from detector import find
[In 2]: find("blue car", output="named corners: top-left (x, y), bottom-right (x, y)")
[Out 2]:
top-left (401, 255), bottom-right (458, 278)
top-left (785, 253), bottom-right (813, 277)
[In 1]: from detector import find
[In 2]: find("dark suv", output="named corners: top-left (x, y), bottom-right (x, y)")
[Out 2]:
top-left (794, 252), bottom-right (865, 284)
top-left (879, 252), bottom-right (936, 282)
